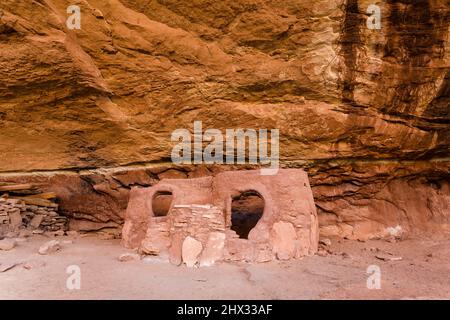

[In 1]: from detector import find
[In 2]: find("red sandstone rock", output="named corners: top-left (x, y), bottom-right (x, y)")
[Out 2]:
top-left (169, 233), bottom-right (184, 266)
top-left (140, 237), bottom-right (161, 256)
top-left (112, 170), bottom-right (156, 187)
top-left (0, 1), bottom-right (447, 174)
top-left (38, 240), bottom-right (60, 255)
top-left (270, 222), bottom-right (297, 260)
top-left (0, 238), bottom-right (16, 251)
top-left (121, 187), bottom-right (152, 249)
top-left (0, 0), bottom-right (448, 244)
top-left (182, 236), bottom-right (203, 268)
top-left (118, 253), bottom-right (141, 262)
top-left (199, 232), bottom-right (226, 267)
top-left (9, 210), bottom-right (22, 231)
top-left (135, 211), bottom-right (171, 257)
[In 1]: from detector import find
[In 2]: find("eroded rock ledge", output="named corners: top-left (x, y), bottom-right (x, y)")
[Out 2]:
top-left (0, 159), bottom-right (448, 240)
top-left (0, 0), bottom-right (449, 240)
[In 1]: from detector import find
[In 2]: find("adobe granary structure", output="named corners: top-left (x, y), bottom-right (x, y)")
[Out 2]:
top-left (122, 169), bottom-right (318, 267)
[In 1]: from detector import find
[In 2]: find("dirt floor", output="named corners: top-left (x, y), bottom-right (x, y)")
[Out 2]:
top-left (0, 234), bottom-right (449, 300)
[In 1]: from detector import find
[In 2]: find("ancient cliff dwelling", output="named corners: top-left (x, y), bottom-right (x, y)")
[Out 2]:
top-left (0, 0), bottom-right (449, 301)
top-left (122, 170), bottom-right (318, 265)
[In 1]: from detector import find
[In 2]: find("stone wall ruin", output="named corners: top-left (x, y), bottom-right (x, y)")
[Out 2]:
top-left (0, 183), bottom-right (68, 236)
top-left (122, 169), bottom-right (318, 267)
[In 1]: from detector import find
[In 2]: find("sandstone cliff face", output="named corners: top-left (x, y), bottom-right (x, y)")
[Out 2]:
top-left (0, 0), bottom-right (449, 239)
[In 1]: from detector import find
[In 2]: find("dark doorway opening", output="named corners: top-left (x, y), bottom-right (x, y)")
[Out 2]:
top-left (231, 190), bottom-right (264, 239)
top-left (152, 191), bottom-right (173, 217)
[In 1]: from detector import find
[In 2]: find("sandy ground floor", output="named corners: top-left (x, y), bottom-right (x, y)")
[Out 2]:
top-left (0, 234), bottom-right (449, 300)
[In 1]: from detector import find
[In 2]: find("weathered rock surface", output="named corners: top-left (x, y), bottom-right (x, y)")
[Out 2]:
top-left (182, 236), bottom-right (203, 268)
top-left (0, 197), bottom-right (67, 234)
top-left (118, 252), bottom-right (141, 262)
top-left (270, 222), bottom-right (297, 260)
top-left (0, 238), bottom-right (16, 251)
top-left (0, 1), bottom-right (448, 239)
top-left (38, 240), bottom-right (61, 255)
top-left (168, 233), bottom-right (184, 266)
top-left (200, 232), bottom-right (226, 267)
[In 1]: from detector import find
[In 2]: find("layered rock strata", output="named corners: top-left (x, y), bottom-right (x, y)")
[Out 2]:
top-left (0, 1), bottom-right (448, 239)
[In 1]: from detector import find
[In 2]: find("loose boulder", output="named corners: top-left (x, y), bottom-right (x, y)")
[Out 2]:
top-left (0, 238), bottom-right (16, 251)
top-left (182, 236), bottom-right (203, 268)
top-left (200, 232), bottom-right (225, 267)
top-left (270, 222), bottom-right (297, 260)
top-left (38, 240), bottom-right (60, 255)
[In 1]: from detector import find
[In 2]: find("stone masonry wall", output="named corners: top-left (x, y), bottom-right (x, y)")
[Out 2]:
top-left (0, 197), bottom-right (67, 234)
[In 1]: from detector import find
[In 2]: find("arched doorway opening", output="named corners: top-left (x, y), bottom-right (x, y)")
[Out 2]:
top-left (152, 191), bottom-right (173, 217)
top-left (231, 190), bottom-right (264, 239)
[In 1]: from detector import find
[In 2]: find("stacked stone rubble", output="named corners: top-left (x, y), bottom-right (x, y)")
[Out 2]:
top-left (0, 197), bottom-right (67, 232)
top-left (169, 205), bottom-right (225, 241)
top-left (167, 205), bottom-right (226, 267)
top-left (139, 218), bottom-right (170, 255)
